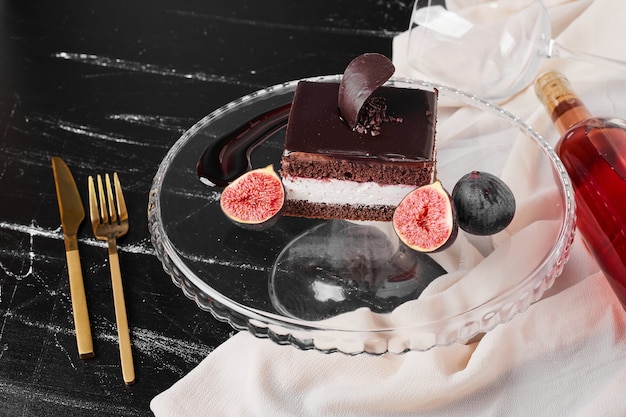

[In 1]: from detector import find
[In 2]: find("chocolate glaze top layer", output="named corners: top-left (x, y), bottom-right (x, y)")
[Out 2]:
top-left (285, 81), bottom-right (437, 162)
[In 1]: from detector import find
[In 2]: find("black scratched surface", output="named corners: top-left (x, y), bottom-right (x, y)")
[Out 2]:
top-left (0, 1), bottom-right (413, 415)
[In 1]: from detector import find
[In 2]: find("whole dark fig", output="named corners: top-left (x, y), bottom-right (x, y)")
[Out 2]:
top-left (451, 171), bottom-right (515, 235)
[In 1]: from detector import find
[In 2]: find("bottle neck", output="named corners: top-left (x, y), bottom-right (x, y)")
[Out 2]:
top-left (550, 97), bottom-right (593, 135)
top-left (535, 71), bottom-right (593, 136)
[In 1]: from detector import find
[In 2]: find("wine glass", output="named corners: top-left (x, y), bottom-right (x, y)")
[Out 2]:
top-left (406, 0), bottom-right (626, 101)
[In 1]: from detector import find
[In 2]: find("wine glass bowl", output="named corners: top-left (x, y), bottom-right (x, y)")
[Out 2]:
top-left (406, 0), bottom-right (626, 101)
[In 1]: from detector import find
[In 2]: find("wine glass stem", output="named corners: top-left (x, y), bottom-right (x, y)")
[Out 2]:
top-left (547, 39), bottom-right (626, 71)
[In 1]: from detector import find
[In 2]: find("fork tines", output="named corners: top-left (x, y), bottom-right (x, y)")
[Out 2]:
top-left (89, 173), bottom-right (127, 227)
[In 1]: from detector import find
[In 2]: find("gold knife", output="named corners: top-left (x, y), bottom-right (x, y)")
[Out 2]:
top-left (51, 157), bottom-right (95, 359)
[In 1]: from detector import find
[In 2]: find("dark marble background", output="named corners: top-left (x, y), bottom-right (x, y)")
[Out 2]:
top-left (0, 1), bottom-right (413, 415)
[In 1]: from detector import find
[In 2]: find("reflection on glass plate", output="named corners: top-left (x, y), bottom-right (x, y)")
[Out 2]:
top-left (148, 75), bottom-right (575, 354)
top-left (270, 220), bottom-right (447, 322)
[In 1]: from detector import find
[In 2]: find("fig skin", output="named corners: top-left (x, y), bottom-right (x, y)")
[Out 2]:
top-left (392, 180), bottom-right (458, 253)
top-left (219, 164), bottom-right (285, 231)
top-left (451, 171), bottom-right (515, 236)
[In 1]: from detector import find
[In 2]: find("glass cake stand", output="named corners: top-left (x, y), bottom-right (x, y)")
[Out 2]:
top-left (148, 75), bottom-right (576, 354)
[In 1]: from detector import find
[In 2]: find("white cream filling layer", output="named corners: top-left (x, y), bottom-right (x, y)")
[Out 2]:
top-left (282, 177), bottom-right (416, 206)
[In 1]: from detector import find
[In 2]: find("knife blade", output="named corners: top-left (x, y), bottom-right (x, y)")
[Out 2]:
top-left (51, 156), bottom-right (95, 359)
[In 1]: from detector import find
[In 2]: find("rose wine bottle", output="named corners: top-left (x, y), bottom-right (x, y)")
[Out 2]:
top-left (535, 71), bottom-right (626, 309)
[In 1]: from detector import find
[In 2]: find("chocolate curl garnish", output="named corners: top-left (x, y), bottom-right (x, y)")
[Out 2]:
top-left (338, 53), bottom-right (395, 129)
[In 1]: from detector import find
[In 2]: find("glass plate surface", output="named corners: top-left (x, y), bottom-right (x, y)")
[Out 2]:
top-left (148, 75), bottom-right (575, 354)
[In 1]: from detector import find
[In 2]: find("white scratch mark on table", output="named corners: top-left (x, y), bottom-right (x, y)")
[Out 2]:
top-left (53, 52), bottom-right (254, 87)
top-left (131, 327), bottom-right (214, 375)
top-left (0, 220), bottom-right (37, 356)
top-left (0, 380), bottom-right (145, 416)
top-left (169, 9), bottom-right (401, 38)
top-left (0, 220), bottom-right (35, 281)
top-left (54, 332), bottom-right (77, 370)
top-left (1, 220), bottom-right (268, 271)
top-left (56, 119), bottom-right (168, 148)
top-left (1, 310), bottom-right (212, 374)
top-left (1, 93), bottom-right (20, 146)
top-left (107, 113), bottom-right (194, 132)
top-left (182, 251), bottom-right (266, 272)
top-left (0, 286), bottom-right (18, 360)
top-left (0, 220), bottom-right (156, 256)
top-left (170, 187), bottom-right (220, 203)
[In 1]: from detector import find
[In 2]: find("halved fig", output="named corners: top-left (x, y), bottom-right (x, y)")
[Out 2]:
top-left (219, 164), bottom-right (285, 230)
top-left (392, 181), bottom-right (458, 253)
top-left (451, 171), bottom-right (515, 235)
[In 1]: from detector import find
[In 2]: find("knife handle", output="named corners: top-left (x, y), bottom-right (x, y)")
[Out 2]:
top-left (65, 248), bottom-right (95, 359)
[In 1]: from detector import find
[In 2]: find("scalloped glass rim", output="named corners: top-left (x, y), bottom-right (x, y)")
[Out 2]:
top-left (148, 75), bottom-right (576, 354)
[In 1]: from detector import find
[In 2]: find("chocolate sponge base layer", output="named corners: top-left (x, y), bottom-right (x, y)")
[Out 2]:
top-left (284, 200), bottom-right (396, 222)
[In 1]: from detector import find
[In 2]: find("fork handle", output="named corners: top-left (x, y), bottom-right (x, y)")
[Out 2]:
top-left (107, 239), bottom-right (135, 385)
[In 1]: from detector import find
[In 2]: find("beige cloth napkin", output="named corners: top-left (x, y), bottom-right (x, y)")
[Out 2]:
top-left (152, 0), bottom-right (626, 415)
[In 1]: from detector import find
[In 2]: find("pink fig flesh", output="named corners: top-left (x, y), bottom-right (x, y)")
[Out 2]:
top-left (392, 181), bottom-right (458, 252)
top-left (219, 165), bottom-right (285, 230)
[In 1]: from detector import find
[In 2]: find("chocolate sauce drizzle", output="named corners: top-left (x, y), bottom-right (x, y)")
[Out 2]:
top-left (196, 102), bottom-right (292, 187)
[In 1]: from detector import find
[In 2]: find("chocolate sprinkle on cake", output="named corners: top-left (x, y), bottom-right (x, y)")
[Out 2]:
top-left (354, 96), bottom-right (402, 136)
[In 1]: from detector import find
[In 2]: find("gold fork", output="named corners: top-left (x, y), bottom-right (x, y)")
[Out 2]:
top-left (88, 173), bottom-right (135, 385)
